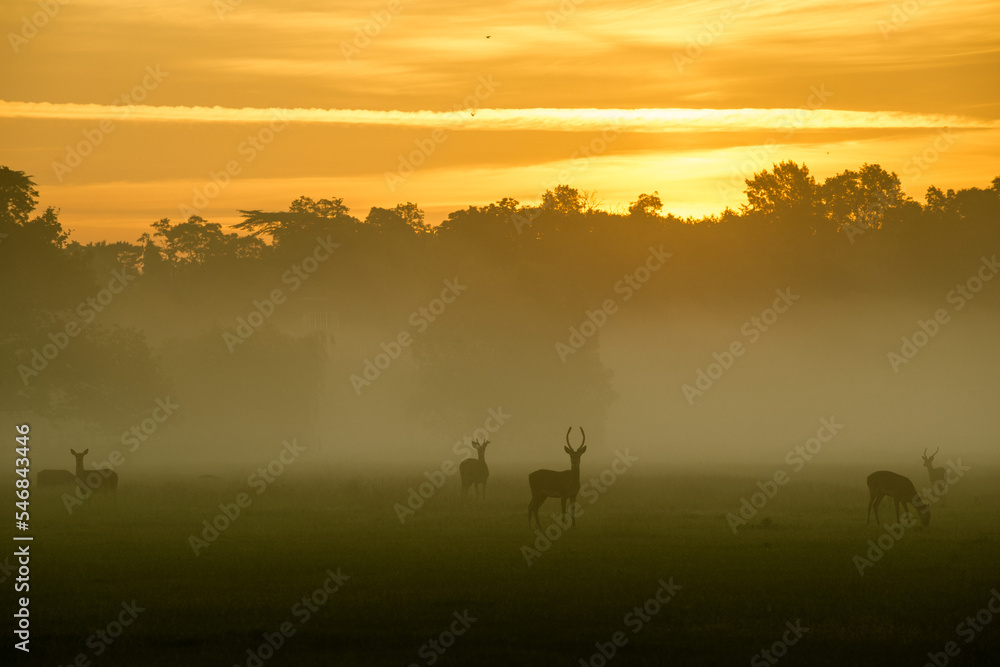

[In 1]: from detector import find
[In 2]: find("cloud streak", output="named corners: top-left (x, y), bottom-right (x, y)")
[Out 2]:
top-left (3, 100), bottom-right (996, 133)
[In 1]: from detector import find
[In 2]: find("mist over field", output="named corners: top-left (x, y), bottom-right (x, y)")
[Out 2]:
top-left (3, 0), bottom-right (1000, 664)
top-left (4, 169), bottom-right (999, 474)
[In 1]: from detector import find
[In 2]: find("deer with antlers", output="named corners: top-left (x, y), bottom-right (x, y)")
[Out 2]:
top-left (528, 427), bottom-right (586, 529)
top-left (922, 448), bottom-right (947, 505)
top-left (459, 439), bottom-right (490, 500)
top-left (866, 470), bottom-right (930, 527)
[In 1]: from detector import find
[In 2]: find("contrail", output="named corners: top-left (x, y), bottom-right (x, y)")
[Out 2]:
top-left (1, 100), bottom-right (996, 132)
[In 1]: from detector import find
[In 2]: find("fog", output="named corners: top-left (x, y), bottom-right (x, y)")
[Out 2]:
top-left (3, 167), bottom-right (998, 478)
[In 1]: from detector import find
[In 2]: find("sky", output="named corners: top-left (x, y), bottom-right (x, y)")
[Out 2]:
top-left (1, 0), bottom-right (998, 243)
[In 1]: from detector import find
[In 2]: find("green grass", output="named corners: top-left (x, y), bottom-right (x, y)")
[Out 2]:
top-left (20, 470), bottom-right (1000, 666)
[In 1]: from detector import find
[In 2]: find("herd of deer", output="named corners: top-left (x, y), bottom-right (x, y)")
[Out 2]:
top-left (465, 430), bottom-right (949, 530)
top-left (38, 436), bottom-right (949, 529)
top-left (459, 426), bottom-right (588, 529)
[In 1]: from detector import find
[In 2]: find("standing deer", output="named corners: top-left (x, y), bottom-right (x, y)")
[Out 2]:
top-left (528, 427), bottom-right (586, 529)
top-left (922, 448), bottom-right (947, 506)
top-left (866, 470), bottom-right (930, 527)
top-left (459, 439), bottom-right (490, 500)
top-left (71, 449), bottom-right (118, 496)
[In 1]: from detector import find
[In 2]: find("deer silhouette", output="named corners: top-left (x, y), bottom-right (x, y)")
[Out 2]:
top-left (459, 439), bottom-right (490, 500)
top-left (528, 427), bottom-right (586, 529)
top-left (866, 470), bottom-right (929, 526)
top-left (71, 449), bottom-right (118, 496)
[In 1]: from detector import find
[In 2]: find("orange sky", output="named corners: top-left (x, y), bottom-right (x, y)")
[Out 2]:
top-left (1, 0), bottom-right (998, 243)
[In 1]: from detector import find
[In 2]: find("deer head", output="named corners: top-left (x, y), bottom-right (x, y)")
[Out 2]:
top-left (563, 426), bottom-right (587, 466)
top-left (922, 447), bottom-right (939, 467)
top-left (471, 439), bottom-right (490, 458)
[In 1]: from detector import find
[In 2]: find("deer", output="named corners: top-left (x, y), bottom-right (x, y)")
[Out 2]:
top-left (866, 470), bottom-right (930, 527)
top-left (459, 439), bottom-right (490, 500)
top-left (528, 427), bottom-right (586, 529)
top-left (71, 449), bottom-right (118, 496)
top-left (922, 448), bottom-right (947, 506)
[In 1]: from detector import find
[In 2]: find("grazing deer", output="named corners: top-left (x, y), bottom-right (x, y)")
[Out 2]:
top-left (922, 448), bottom-right (947, 505)
top-left (528, 427), bottom-right (586, 529)
top-left (459, 439), bottom-right (490, 500)
top-left (71, 448), bottom-right (118, 496)
top-left (37, 469), bottom-right (76, 487)
top-left (866, 470), bottom-right (929, 527)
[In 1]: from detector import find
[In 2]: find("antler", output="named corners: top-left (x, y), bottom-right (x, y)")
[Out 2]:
top-left (931, 447), bottom-right (939, 457)
top-left (923, 448), bottom-right (927, 458)
top-left (565, 426), bottom-right (586, 450)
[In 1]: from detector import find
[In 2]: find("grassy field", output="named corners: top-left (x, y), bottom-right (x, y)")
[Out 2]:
top-left (14, 467), bottom-right (1000, 666)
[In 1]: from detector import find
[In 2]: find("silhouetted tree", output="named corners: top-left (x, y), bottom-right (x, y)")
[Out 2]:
top-left (365, 202), bottom-right (430, 236)
top-left (628, 192), bottom-right (663, 217)
top-left (742, 161), bottom-right (820, 235)
top-left (541, 185), bottom-right (584, 215)
top-left (235, 196), bottom-right (359, 250)
top-left (0, 167), bottom-right (39, 231)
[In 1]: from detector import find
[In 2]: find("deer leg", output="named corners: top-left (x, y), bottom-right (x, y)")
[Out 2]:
top-left (560, 497), bottom-right (568, 525)
top-left (528, 496), bottom-right (542, 529)
top-left (866, 491), bottom-right (876, 525)
top-left (872, 493), bottom-right (884, 524)
top-left (570, 494), bottom-right (577, 527)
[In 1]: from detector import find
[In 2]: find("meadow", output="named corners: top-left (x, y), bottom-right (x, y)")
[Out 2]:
top-left (17, 466), bottom-right (1000, 666)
